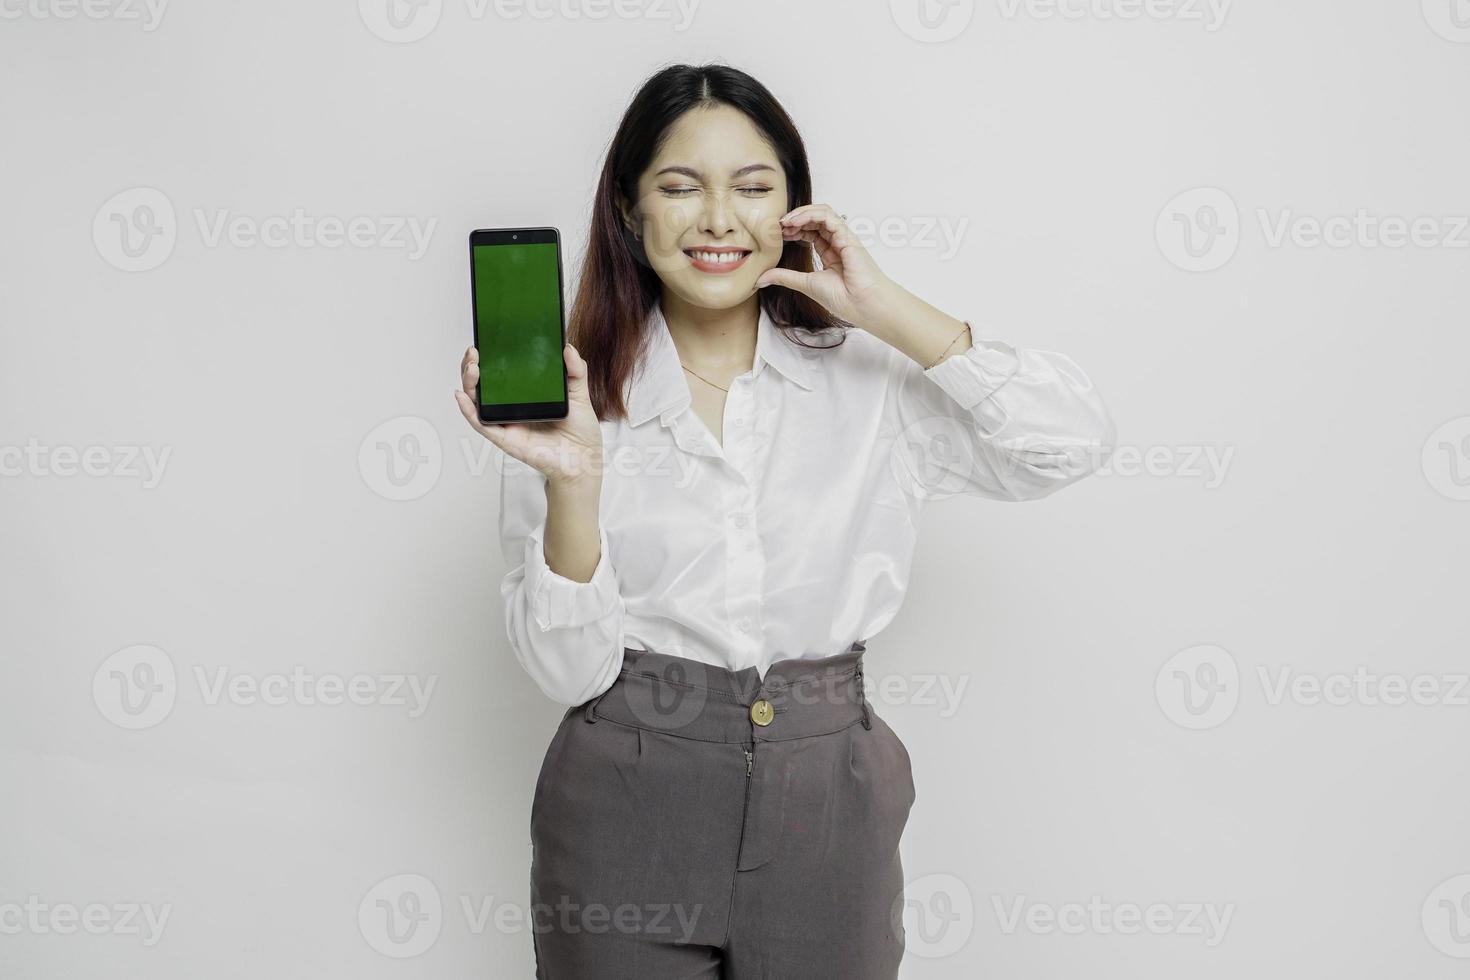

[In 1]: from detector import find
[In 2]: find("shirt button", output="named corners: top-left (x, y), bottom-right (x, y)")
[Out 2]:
top-left (735, 418), bottom-right (746, 427)
top-left (750, 699), bottom-right (774, 726)
top-left (737, 617), bottom-right (752, 632)
top-left (733, 513), bottom-right (748, 528)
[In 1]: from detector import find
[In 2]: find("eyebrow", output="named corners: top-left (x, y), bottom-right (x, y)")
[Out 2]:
top-left (653, 163), bottom-right (777, 180)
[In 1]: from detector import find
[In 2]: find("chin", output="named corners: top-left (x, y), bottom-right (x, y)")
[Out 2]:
top-left (678, 276), bottom-right (755, 306)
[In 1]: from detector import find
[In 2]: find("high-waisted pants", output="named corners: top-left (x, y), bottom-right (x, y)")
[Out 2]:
top-left (528, 640), bottom-right (916, 978)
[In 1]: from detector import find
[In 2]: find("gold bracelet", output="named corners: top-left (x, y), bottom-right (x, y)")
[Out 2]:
top-left (926, 320), bottom-right (972, 370)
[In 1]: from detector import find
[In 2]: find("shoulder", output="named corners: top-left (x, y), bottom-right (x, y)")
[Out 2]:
top-left (795, 323), bottom-right (900, 387)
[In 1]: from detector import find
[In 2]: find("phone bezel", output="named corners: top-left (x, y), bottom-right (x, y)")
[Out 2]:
top-left (468, 227), bottom-right (570, 424)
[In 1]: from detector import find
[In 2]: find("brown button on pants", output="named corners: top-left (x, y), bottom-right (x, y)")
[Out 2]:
top-left (528, 641), bottom-right (916, 979)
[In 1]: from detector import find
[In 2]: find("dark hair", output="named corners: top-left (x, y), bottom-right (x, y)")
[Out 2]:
top-left (569, 63), bottom-right (847, 421)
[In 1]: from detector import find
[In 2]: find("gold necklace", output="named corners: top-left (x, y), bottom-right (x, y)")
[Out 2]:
top-left (680, 363), bottom-right (730, 393)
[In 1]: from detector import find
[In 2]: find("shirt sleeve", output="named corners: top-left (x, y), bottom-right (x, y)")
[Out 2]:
top-left (883, 323), bottom-right (1117, 502)
top-left (497, 453), bottom-right (626, 706)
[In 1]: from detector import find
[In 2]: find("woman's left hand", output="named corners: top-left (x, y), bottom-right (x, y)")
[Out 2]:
top-left (756, 204), bottom-right (898, 324)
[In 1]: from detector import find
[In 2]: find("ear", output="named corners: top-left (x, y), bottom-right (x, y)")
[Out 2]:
top-left (616, 193), bottom-right (641, 239)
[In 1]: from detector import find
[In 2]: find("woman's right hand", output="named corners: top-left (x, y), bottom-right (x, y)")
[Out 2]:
top-left (454, 342), bottom-right (605, 487)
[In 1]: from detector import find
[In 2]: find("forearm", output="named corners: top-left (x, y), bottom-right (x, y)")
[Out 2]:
top-left (542, 476), bottom-right (604, 585)
top-left (857, 280), bottom-right (973, 369)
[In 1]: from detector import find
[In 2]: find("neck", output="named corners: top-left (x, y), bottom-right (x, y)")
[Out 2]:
top-left (660, 292), bottom-right (759, 379)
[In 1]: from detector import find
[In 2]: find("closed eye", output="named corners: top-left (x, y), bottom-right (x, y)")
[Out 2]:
top-left (661, 186), bottom-right (774, 197)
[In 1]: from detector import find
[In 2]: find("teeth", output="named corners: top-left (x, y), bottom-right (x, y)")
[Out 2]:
top-left (689, 250), bottom-right (746, 265)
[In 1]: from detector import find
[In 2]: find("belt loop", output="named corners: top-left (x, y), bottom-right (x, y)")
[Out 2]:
top-left (583, 688), bottom-right (608, 724)
top-left (855, 664), bottom-right (872, 730)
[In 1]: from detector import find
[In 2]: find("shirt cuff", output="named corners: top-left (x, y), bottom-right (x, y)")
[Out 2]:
top-left (920, 331), bottom-right (1022, 411)
top-left (524, 522), bottom-right (620, 632)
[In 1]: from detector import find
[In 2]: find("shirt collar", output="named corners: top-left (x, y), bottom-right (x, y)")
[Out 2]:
top-left (625, 303), bottom-right (816, 426)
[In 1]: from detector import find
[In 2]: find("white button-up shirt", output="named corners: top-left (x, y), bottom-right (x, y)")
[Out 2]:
top-left (498, 303), bottom-right (1115, 706)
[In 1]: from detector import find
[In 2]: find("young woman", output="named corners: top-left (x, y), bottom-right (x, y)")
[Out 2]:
top-left (455, 63), bottom-right (1115, 979)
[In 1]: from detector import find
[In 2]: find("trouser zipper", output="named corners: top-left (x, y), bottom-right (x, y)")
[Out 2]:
top-left (724, 739), bottom-right (757, 944)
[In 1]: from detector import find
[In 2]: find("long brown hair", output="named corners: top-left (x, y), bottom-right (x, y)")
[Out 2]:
top-left (569, 63), bottom-right (848, 422)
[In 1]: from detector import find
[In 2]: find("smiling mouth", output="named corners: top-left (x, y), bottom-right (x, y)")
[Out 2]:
top-left (684, 248), bottom-right (752, 271)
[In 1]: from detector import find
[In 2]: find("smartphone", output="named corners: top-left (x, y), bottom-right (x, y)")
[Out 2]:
top-left (468, 227), bottom-right (569, 424)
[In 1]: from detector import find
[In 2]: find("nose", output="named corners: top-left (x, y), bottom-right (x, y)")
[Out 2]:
top-left (698, 189), bottom-right (737, 239)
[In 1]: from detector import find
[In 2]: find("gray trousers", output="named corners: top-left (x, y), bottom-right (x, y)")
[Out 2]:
top-left (528, 641), bottom-right (916, 979)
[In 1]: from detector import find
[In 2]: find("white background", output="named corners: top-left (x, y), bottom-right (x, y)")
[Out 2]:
top-left (3, 0), bottom-right (1469, 976)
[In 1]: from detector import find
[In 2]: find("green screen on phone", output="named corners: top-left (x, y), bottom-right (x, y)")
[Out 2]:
top-left (472, 241), bottom-right (564, 408)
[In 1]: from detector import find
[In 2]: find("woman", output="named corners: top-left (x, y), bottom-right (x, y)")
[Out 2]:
top-left (455, 63), bottom-right (1114, 979)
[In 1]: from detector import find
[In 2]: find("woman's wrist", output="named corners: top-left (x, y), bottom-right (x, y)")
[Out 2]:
top-left (546, 471), bottom-right (602, 500)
